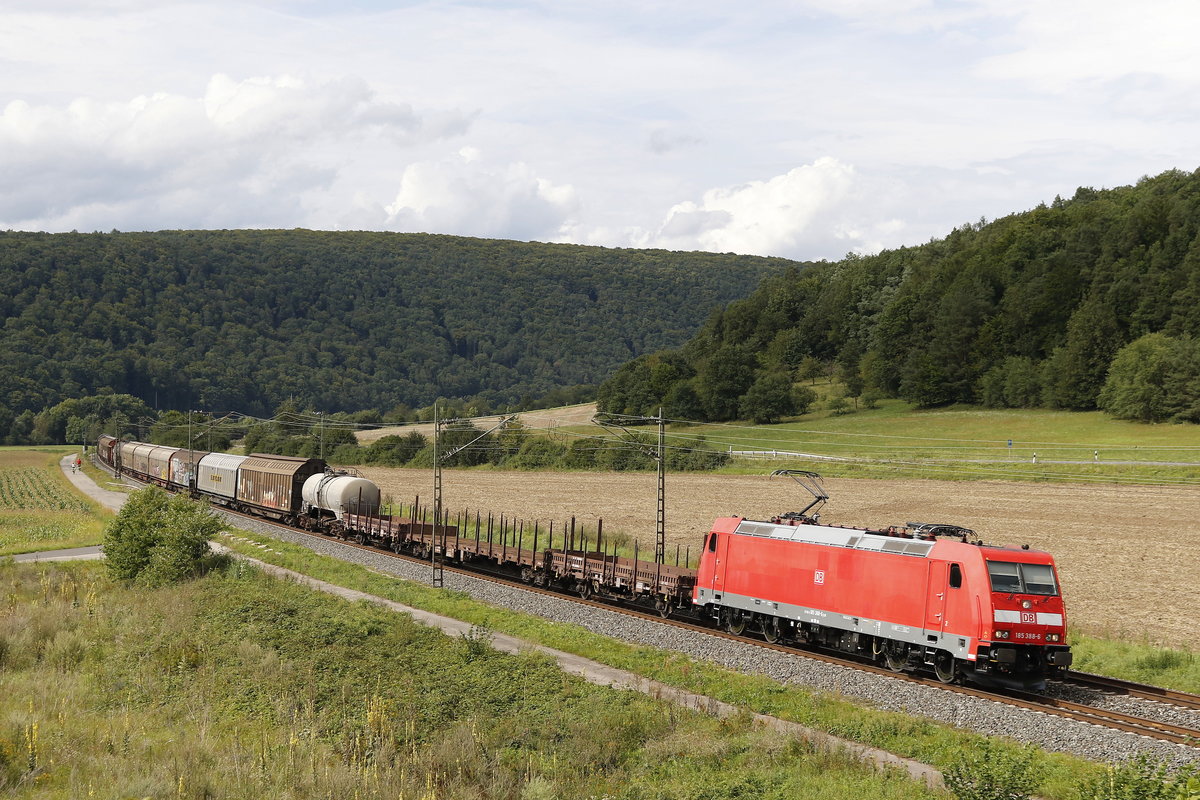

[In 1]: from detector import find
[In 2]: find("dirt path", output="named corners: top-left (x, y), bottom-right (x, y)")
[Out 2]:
top-left (360, 466), bottom-right (1200, 648)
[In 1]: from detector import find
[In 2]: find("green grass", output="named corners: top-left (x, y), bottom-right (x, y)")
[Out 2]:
top-left (0, 559), bottom-right (946, 799)
top-left (1070, 634), bottom-right (1200, 692)
top-left (210, 526), bottom-right (1127, 800)
top-left (0, 451), bottom-right (107, 556)
top-left (571, 387), bottom-right (1200, 484)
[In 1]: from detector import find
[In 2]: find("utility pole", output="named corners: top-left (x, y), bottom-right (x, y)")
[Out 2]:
top-left (432, 403), bottom-right (443, 588)
top-left (593, 411), bottom-right (667, 565)
top-left (656, 407), bottom-right (665, 565)
top-left (432, 409), bottom-right (516, 589)
top-left (188, 410), bottom-right (194, 490)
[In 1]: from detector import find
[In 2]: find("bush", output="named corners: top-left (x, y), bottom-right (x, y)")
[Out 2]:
top-left (562, 439), bottom-right (599, 469)
top-left (665, 438), bottom-right (730, 471)
top-left (1076, 754), bottom-right (1199, 800)
top-left (507, 438), bottom-right (568, 469)
top-left (103, 488), bottom-right (221, 587)
top-left (942, 739), bottom-right (1038, 800)
top-left (739, 372), bottom-right (800, 424)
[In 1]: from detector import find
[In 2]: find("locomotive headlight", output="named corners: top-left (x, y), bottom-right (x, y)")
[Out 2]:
top-left (994, 630), bottom-right (1010, 639)
top-left (1046, 633), bottom-right (1061, 642)
top-left (1021, 600), bottom-right (1032, 609)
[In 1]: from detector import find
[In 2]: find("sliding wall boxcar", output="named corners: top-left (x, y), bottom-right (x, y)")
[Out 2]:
top-left (145, 446), bottom-right (180, 484)
top-left (170, 449), bottom-right (209, 489)
top-left (196, 453), bottom-right (248, 501)
top-left (238, 454), bottom-right (325, 515)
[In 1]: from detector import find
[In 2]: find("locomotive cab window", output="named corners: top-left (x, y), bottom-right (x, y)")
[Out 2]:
top-left (949, 563), bottom-right (962, 588)
top-left (987, 561), bottom-right (1058, 596)
top-left (708, 533), bottom-right (718, 552)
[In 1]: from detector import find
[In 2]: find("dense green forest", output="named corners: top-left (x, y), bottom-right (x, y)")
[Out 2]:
top-left (599, 168), bottom-right (1200, 424)
top-left (0, 230), bottom-right (795, 443)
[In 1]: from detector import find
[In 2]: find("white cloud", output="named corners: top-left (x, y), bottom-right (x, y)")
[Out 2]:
top-left (635, 158), bottom-right (891, 259)
top-left (3, 1), bottom-right (1200, 257)
top-left (0, 74), bottom-right (473, 230)
top-left (974, 1), bottom-right (1200, 92)
top-left (381, 150), bottom-right (578, 241)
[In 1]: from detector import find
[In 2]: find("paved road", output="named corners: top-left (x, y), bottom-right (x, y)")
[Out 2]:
top-left (61, 453), bottom-right (129, 512)
top-left (10, 545), bottom-right (103, 562)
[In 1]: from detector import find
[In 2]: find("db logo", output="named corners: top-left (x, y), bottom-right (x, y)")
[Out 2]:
top-left (814, 570), bottom-right (825, 585)
top-left (1021, 612), bottom-right (1036, 624)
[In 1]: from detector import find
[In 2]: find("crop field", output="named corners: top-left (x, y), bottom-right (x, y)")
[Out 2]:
top-left (0, 450), bottom-right (104, 555)
top-left (361, 466), bottom-right (1200, 650)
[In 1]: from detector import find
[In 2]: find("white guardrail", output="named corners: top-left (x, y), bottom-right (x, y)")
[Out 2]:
top-left (727, 449), bottom-right (846, 461)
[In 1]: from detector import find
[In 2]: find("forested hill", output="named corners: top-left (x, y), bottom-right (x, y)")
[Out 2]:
top-left (599, 168), bottom-right (1200, 423)
top-left (0, 230), bottom-right (796, 423)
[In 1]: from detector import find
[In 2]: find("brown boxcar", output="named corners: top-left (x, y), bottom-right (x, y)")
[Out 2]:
top-left (98, 435), bottom-right (117, 468)
top-left (237, 454), bottom-right (325, 517)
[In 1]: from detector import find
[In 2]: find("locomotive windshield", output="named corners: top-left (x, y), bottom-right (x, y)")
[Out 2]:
top-left (987, 561), bottom-right (1058, 596)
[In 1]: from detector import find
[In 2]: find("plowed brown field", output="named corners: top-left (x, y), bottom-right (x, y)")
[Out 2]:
top-left (360, 467), bottom-right (1200, 648)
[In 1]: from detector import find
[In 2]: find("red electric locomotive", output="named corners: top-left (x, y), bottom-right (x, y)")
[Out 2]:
top-left (692, 475), bottom-right (1072, 690)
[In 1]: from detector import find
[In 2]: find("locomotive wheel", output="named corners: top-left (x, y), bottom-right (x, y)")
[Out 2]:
top-left (654, 598), bottom-right (671, 619)
top-left (761, 615), bottom-right (782, 644)
top-left (884, 646), bottom-right (907, 673)
top-left (725, 610), bottom-right (747, 636)
top-left (933, 651), bottom-right (958, 683)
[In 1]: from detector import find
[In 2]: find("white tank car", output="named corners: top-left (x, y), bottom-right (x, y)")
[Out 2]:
top-left (302, 472), bottom-right (381, 520)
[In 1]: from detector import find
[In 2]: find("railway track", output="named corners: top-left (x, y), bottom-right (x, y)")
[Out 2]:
top-left (1061, 672), bottom-right (1200, 712)
top-left (209, 502), bottom-right (1200, 751)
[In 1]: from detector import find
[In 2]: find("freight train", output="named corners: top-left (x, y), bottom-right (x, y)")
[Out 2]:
top-left (97, 437), bottom-right (1071, 689)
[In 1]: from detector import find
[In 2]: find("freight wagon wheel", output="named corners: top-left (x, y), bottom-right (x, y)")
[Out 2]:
top-left (392, 539), bottom-right (404, 554)
top-left (933, 651), bottom-right (958, 684)
top-left (761, 616), bottom-right (782, 644)
top-left (520, 567), bottom-right (533, 584)
top-left (577, 580), bottom-right (592, 600)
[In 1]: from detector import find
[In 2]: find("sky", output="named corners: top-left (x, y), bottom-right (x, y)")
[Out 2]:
top-left (3, 0), bottom-right (1200, 262)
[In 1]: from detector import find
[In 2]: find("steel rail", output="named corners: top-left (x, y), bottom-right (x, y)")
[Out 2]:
top-left (1059, 672), bottom-right (1200, 712)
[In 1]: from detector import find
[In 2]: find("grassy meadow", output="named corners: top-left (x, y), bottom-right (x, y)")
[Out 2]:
top-left (0, 559), bottom-right (943, 800)
top-left (0, 449), bottom-right (107, 556)
top-left (564, 386), bottom-right (1200, 484)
